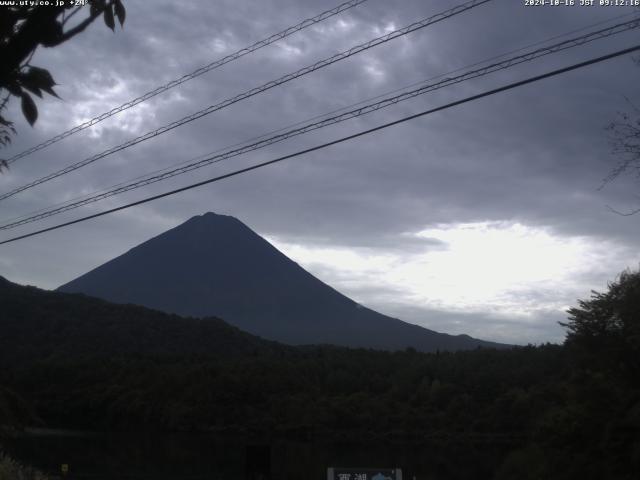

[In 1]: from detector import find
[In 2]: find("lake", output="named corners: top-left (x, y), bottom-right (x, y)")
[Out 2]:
top-left (2, 429), bottom-right (511, 479)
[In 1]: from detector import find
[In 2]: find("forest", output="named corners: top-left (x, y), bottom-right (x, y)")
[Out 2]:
top-left (0, 270), bottom-right (638, 479)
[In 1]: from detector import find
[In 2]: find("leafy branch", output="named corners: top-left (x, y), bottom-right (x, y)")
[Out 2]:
top-left (0, 0), bottom-right (126, 148)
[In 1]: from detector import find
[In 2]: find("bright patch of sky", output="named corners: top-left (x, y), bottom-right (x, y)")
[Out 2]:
top-left (267, 221), bottom-right (635, 342)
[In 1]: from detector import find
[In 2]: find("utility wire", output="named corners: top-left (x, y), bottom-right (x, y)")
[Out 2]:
top-left (10, 8), bottom-right (630, 226)
top-left (0, 0), bottom-right (492, 203)
top-left (1, 44), bottom-right (638, 246)
top-left (2, 17), bottom-right (638, 231)
top-left (3, 0), bottom-right (369, 165)
top-left (3, 7), bottom-right (635, 230)
top-left (8, 9), bottom-right (635, 230)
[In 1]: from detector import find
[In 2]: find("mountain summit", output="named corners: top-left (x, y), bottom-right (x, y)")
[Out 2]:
top-left (58, 212), bottom-right (506, 351)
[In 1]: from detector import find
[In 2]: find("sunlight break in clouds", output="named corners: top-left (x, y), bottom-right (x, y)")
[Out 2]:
top-left (268, 221), bottom-right (633, 338)
top-left (410, 222), bottom-right (591, 312)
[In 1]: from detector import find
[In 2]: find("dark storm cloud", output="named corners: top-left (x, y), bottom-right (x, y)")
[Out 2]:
top-left (1, 0), bottom-right (639, 343)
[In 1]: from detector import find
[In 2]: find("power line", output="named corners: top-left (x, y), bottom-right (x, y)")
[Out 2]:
top-left (2, 43), bottom-right (638, 246)
top-left (3, 16), bottom-right (637, 229)
top-left (0, 0), bottom-right (492, 203)
top-left (4, 0), bottom-right (369, 165)
top-left (8, 10), bottom-right (634, 230)
top-left (2, 17), bottom-right (638, 231)
top-left (3, 8), bottom-right (635, 230)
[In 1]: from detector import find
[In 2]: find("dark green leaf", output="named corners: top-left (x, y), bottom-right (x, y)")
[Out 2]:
top-left (39, 20), bottom-right (63, 47)
top-left (114, 0), bottom-right (126, 27)
top-left (27, 66), bottom-right (56, 88)
top-left (44, 86), bottom-right (61, 99)
top-left (90, 0), bottom-right (106, 17)
top-left (18, 67), bottom-right (59, 98)
top-left (29, 68), bottom-right (59, 98)
top-left (5, 82), bottom-right (22, 97)
top-left (20, 92), bottom-right (38, 126)
top-left (104, 5), bottom-right (115, 31)
top-left (19, 83), bottom-right (42, 98)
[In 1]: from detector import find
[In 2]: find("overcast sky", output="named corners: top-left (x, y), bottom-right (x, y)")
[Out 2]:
top-left (1, 0), bottom-right (639, 345)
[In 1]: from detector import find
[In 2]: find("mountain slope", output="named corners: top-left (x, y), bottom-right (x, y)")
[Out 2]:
top-left (58, 212), bottom-right (507, 351)
top-left (0, 275), bottom-right (279, 364)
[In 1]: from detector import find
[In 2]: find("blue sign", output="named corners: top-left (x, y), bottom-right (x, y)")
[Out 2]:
top-left (327, 467), bottom-right (402, 480)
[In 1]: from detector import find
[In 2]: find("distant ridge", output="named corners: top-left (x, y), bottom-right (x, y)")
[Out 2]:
top-left (58, 212), bottom-right (508, 352)
top-left (0, 275), bottom-right (280, 363)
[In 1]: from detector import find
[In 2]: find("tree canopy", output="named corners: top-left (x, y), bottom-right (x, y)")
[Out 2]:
top-left (562, 267), bottom-right (640, 380)
top-left (1, 272), bottom-right (640, 478)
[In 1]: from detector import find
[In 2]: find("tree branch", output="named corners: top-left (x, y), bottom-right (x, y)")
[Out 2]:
top-left (62, 5), bottom-right (84, 26)
top-left (57, 4), bottom-right (108, 44)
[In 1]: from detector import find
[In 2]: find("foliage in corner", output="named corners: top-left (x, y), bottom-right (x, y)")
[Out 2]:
top-left (561, 267), bottom-right (640, 381)
top-left (0, 0), bottom-right (126, 148)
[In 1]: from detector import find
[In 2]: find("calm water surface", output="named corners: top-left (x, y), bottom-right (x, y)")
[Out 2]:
top-left (3, 429), bottom-right (507, 479)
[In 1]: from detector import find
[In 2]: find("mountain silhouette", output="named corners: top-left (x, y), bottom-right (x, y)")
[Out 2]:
top-left (58, 212), bottom-right (507, 351)
top-left (0, 274), bottom-right (280, 364)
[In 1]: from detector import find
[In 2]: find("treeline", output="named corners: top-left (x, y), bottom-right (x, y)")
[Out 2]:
top-left (0, 272), bottom-right (639, 478)
top-left (3, 344), bottom-right (638, 478)
top-left (6, 344), bottom-right (564, 434)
